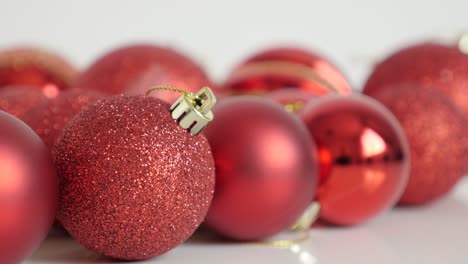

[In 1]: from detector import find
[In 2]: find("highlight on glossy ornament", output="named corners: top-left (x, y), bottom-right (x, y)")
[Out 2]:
top-left (0, 85), bottom-right (48, 120)
top-left (300, 94), bottom-right (410, 225)
top-left (76, 44), bottom-right (214, 103)
top-left (0, 111), bottom-right (58, 264)
top-left (363, 41), bottom-right (468, 119)
top-left (223, 47), bottom-right (351, 95)
top-left (203, 96), bottom-right (318, 240)
top-left (370, 83), bottom-right (468, 205)
top-left (54, 87), bottom-right (216, 260)
top-left (0, 47), bottom-right (77, 97)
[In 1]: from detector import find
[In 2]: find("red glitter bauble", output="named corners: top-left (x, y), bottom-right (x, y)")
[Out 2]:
top-left (364, 42), bottom-right (468, 119)
top-left (24, 89), bottom-right (103, 149)
top-left (266, 89), bottom-right (320, 114)
top-left (203, 97), bottom-right (318, 240)
top-left (223, 47), bottom-right (351, 95)
top-left (0, 47), bottom-right (77, 97)
top-left (0, 85), bottom-right (48, 119)
top-left (370, 84), bottom-right (468, 205)
top-left (301, 95), bottom-right (410, 225)
top-left (54, 95), bottom-right (215, 260)
top-left (0, 111), bottom-right (58, 264)
top-left (77, 44), bottom-right (213, 103)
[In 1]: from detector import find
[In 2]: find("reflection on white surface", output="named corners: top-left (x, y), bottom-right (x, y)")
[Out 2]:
top-left (26, 178), bottom-right (468, 264)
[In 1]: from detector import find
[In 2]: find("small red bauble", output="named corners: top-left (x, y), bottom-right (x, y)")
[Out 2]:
top-left (364, 42), bottom-right (468, 119)
top-left (24, 88), bottom-right (103, 149)
top-left (370, 84), bottom-right (468, 205)
top-left (76, 44), bottom-right (213, 103)
top-left (0, 47), bottom-right (77, 97)
top-left (301, 94), bottom-right (410, 225)
top-left (0, 85), bottom-right (48, 119)
top-left (54, 95), bottom-right (215, 260)
top-left (266, 89), bottom-right (320, 114)
top-left (203, 96), bottom-right (318, 240)
top-left (223, 47), bottom-right (351, 95)
top-left (0, 111), bottom-right (58, 264)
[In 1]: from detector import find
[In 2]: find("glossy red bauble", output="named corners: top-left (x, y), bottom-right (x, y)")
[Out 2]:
top-left (0, 47), bottom-right (77, 96)
top-left (301, 95), bottom-right (410, 225)
top-left (364, 42), bottom-right (468, 119)
top-left (77, 44), bottom-right (213, 103)
top-left (54, 95), bottom-right (215, 260)
top-left (204, 96), bottom-right (318, 240)
top-left (223, 47), bottom-right (351, 95)
top-left (371, 84), bottom-right (468, 205)
top-left (266, 89), bottom-right (320, 114)
top-left (0, 111), bottom-right (58, 264)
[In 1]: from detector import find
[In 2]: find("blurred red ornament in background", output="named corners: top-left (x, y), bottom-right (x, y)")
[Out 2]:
top-left (301, 95), bottom-right (410, 225)
top-left (0, 86), bottom-right (48, 120)
top-left (24, 89), bottom-right (103, 149)
top-left (204, 96), bottom-right (318, 240)
top-left (266, 89), bottom-right (320, 114)
top-left (223, 47), bottom-right (351, 95)
top-left (0, 111), bottom-right (58, 264)
top-left (76, 44), bottom-right (214, 103)
top-left (370, 84), bottom-right (468, 205)
top-left (364, 42), bottom-right (468, 120)
top-left (0, 47), bottom-right (77, 98)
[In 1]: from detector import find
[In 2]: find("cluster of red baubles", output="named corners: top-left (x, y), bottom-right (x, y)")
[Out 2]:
top-left (0, 42), bottom-right (467, 263)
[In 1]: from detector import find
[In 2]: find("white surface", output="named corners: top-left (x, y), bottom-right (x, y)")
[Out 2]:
top-left (26, 178), bottom-right (468, 264)
top-left (2, 1), bottom-right (468, 263)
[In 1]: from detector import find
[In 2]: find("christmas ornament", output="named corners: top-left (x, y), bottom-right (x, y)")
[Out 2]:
top-left (0, 47), bottom-right (77, 97)
top-left (266, 89), bottom-right (319, 113)
top-left (0, 111), bottom-right (58, 264)
top-left (24, 89), bottom-right (103, 149)
top-left (76, 44), bottom-right (213, 103)
top-left (363, 42), bottom-right (468, 119)
top-left (0, 85), bottom-right (48, 119)
top-left (300, 94), bottom-right (410, 225)
top-left (54, 87), bottom-right (217, 260)
top-left (203, 96), bottom-right (318, 240)
top-left (370, 84), bottom-right (468, 205)
top-left (223, 47), bottom-right (351, 95)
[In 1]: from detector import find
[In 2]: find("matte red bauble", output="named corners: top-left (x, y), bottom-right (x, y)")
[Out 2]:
top-left (54, 95), bottom-right (215, 260)
top-left (0, 47), bottom-right (77, 97)
top-left (204, 96), bottom-right (318, 240)
top-left (301, 94), bottom-right (410, 225)
top-left (266, 89), bottom-right (320, 113)
top-left (371, 84), bottom-right (468, 205)
top-left (0, 111), bottom-right (58, 264)
top-left (24, 89), bottom-right (103, 149)
top-left (0, 86), bottom-right (48, 119)
top-left (364, 42), bottom-right (468, 119)
top-left (223, 47), bottom-right (351, 95)
top-left (76, 44), bottom-right (213, 103)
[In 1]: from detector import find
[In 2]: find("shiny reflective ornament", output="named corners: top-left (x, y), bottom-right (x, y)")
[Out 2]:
top-left (77, 44), bottom-right (213, 103)
top-left (301, 95), bottom-right (410, 225)
top-left (0, 47), bottom-right (77, 97)
top-left (223, 47), bottom-right (351, 95)
top-left (54, 94), bottom-right (215, 260)
top-left (266, 89), bottom-right (320, 114)
top-left (24, 88), bottom-right (103, 149)
top-left (204, 96), bottom-right (318, 240)
top-left (0, 111), bottom-right (58, 264)
top-left (371, 84), bottom-right (468, 205)
top-left (0, 85), bottom-right (48, 119)
top-left (364, 42), bottom-right (468, 120)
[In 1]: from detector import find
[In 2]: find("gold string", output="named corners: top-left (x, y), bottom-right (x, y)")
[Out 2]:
top-left (248, 231), bottom-right (310, 248)
top-left (145, 85), bottom-right (192, 97)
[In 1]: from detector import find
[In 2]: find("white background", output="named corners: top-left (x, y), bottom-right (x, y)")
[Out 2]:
top-left (2, 1), bottom-right (468, 263)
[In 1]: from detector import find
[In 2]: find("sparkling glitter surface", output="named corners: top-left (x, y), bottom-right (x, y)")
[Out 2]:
top-left (364, 43), bottom-right (468, 120)
top-left (53, 95), bottom-right (215, 260)
top-left (372, 84), bottom-right (468, 205)
top-left (24, 88), bottom-right (103, 149)
top-left (76, 44), bottom-right (214, 103)
top-left (0, 85), bottom-right (48, 119)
